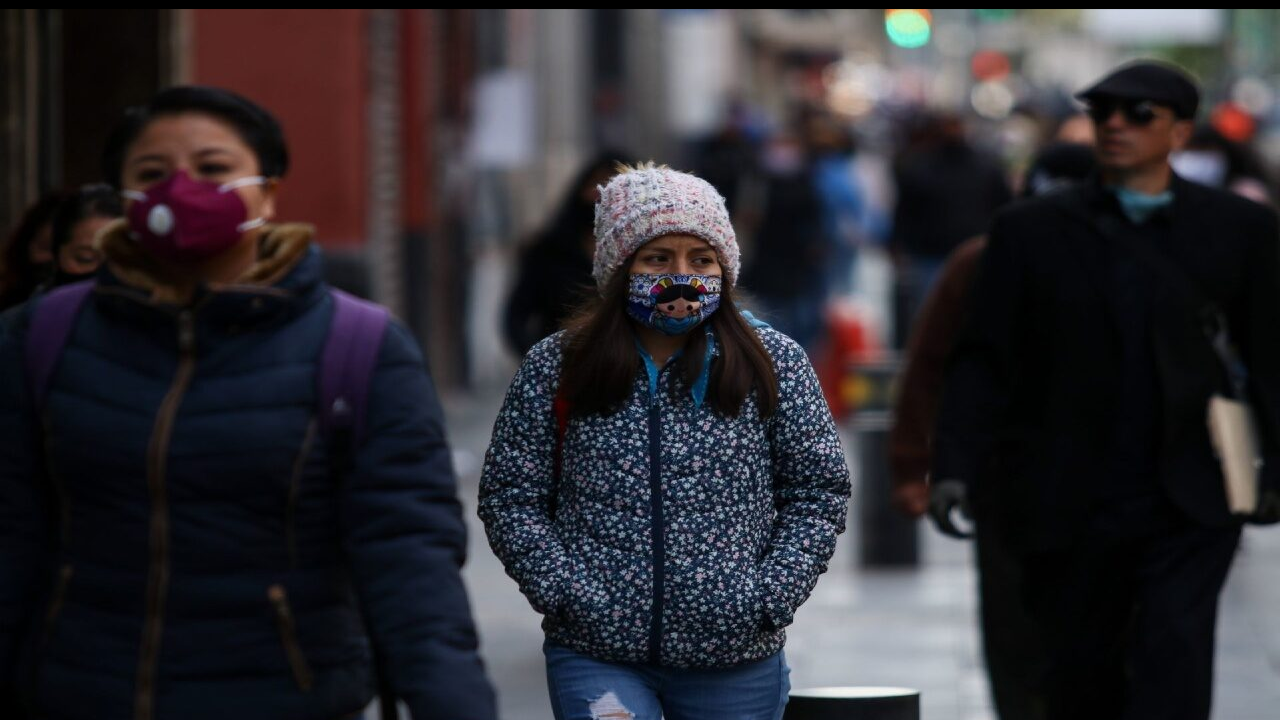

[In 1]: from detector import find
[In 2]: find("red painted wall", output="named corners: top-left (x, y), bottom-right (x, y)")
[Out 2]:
top-left (192, 9), bottom-right (368, 248)
top-left (401, 9), bottom-right (430, 231)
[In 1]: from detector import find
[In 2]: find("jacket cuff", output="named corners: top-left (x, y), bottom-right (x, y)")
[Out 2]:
top-left (758, 576), bottom-right (794, 631)
top-left (527, 568), bottom-right (570, 618)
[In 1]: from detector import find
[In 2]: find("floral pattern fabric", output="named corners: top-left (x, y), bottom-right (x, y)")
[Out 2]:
top-left (479, 326), bottom-right (850, 668)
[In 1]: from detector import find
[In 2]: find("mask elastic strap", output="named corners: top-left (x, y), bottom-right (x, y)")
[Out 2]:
top-left (219, 176), bottom-right (267, 193)
top-left (237, 217), bottom-right (268, 233)
top-left (120, 190), bottom-right (147, 202)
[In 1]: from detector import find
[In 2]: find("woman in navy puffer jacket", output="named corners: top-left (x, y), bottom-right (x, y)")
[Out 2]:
top-left (479, 163), bottom-right (850, 720)
top-left (0, 87), bottom-right (495, 720)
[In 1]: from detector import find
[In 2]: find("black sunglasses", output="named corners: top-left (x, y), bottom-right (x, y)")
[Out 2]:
top-left (1086, 99), bottom-right (1164, 126)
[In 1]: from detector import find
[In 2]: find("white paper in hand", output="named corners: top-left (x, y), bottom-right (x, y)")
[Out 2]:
top-left (1207, 395), bottom-right (1261, 514)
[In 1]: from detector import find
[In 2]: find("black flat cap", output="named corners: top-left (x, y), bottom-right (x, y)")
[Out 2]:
top-left (1076, 60), bottom-right (1200, 119)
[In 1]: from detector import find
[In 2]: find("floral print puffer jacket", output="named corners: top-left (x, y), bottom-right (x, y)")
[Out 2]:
top-left (479, 326), bottom-right (850, 668)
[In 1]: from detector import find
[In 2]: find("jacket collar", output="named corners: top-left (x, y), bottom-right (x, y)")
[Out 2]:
top-left (636, 324), bottom-right (719, 408)
top-left (1080, 169), bottom-right (1208, 218)
top-left (93, 219), bottom-right (327, 333)
top-left (1062, 169), bottom-right (1211, 349)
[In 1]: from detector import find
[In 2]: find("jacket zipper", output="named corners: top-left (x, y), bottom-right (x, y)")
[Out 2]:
top-left (41, 410), bottom-right (71, 548)
top-left (40, 563), bottom-right (74, 650)
top-left (30, 563), bottom-right (74, 694)
top-left (268, 584), bottom-right (315, 691)
top-left (286, 419), bottom-right (318, 569)
top-left (134, 310), bottom-right (197, 720)
top-left (647, 385), bottom-right (665, 665)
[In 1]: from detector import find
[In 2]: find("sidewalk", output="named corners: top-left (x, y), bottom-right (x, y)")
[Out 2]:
top-left (444, 381), bottom-right (1280, 720)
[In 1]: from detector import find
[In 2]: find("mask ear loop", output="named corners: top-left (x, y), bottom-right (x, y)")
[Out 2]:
top-left (237, 217), bottom-right (268, 233)
top-left (218, 175), bottom-right (267, 193)
top-left (220, 176), bottom-right (270, 233)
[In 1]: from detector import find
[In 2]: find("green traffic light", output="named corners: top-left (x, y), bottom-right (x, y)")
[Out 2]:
top-left (886, 9), bottom-right (932, 49)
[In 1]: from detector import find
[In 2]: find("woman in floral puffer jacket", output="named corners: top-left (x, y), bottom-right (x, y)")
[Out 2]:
top-left (479, 163), bottom-right (850, 720)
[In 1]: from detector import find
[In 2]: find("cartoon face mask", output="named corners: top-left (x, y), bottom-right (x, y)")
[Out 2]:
top-left (626, 273), bottom-right (723, 336)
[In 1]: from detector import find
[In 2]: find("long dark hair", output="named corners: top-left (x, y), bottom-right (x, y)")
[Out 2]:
top-left (538, 149), bottom-right (635, 257)
top-left (503, 150), bottom-right (636, 355)
top-left (559, 270), bottom-right (779, 419)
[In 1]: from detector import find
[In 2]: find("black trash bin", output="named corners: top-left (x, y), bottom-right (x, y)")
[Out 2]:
top-left (846, 356), bottom-right (917, 567)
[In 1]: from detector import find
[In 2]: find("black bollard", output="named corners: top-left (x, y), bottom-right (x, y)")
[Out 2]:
top-left (785, 687), bottom-right (920, 720)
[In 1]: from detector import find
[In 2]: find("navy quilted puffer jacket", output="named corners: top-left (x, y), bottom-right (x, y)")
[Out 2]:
top-left (0, 222), bottom-right (495, 720)
top-left (479, 326), bottom-right (850, 668)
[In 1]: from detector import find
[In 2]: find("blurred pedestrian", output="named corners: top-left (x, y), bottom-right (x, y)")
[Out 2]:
top-left (693, 96), bottom-right (767, 221)
top-left (931, 61), bottom-right (1280, 720)
top-left (0, 193), bottom-right (64, 311)
top-left (804, 109), bottom-right (878, 298)
top-left (45, 184), bottom-right (122, 288)
top-left (504, 151), bottom-right (633, 356)
top-left (480, 163), bottom-right (850, 720)
top-left (891, 142), bottom-right (1095, 720)
top-left (889, 111), bottom-right (1011, 342)
top-left (0, 85), bottom-right (496, 720)
top-left (1172, 123), bottom-right (1273, 205)
top-left (741, 132), bottom-right (829, 353)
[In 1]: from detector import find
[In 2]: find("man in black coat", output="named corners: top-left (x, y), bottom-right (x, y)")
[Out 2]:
top-left (930, 61), bottom-right (1280, 720)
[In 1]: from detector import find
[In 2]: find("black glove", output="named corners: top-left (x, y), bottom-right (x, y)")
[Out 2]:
top-left (928, 479), bottom-right (974, 539)
top-left (1248, 462), bottom-right (1280, 525)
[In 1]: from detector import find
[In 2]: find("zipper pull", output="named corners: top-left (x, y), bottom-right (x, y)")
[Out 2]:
top-left (268, 584), bottom-right (294, 622)
top-left (45, 564), bottom-right (74, 624)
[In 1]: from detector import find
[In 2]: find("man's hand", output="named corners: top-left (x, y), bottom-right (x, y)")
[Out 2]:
top-left (892, 480), bottom-right (930, 518)
top-left (1250, 489), bottom-right (1280, 525)
top-left (928, 479), bottom-right (974, 539)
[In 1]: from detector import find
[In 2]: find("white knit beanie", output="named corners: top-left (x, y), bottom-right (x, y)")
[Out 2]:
top-left (592, 163), bottom-right (739, 293)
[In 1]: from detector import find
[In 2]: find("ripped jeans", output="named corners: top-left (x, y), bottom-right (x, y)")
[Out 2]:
top-left (544, 643), bottom-right (789, 720)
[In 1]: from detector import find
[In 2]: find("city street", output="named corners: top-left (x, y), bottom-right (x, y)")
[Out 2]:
top-left (9, 11), bottom-right (1280, 720)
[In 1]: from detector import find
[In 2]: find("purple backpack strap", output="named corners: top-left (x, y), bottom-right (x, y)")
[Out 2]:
top-left (319, 288), bottom-right (391, 446)
top-left (318, 289), bottom-right (395, 720)
top-left (25, 281), bottom-right (96, 411)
